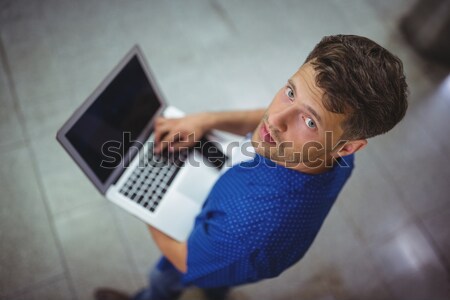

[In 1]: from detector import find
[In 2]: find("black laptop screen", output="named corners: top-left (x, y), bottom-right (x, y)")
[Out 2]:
top-left (66, 56), bottom-right (162, 183)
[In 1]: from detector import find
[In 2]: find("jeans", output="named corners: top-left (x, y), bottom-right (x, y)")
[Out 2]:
top-left (133, 258), bottom-right (230, 300)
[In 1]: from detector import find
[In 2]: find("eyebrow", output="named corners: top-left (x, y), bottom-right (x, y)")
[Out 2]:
top-left (287, 79), bottom-right (323, 126)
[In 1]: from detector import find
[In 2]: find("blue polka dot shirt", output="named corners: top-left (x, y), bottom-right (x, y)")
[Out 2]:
top-left (158, 152), bottom-right (354, 288)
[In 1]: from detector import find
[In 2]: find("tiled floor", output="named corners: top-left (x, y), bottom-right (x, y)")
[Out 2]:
top-left (1, 0), bottom-right (449, 299)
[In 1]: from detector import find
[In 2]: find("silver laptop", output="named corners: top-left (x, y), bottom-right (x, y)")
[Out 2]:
top-left (56, 45), bottom-right (228, 241)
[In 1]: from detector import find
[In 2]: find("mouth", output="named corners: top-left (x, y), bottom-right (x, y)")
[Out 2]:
top-left (260, 122), bottom-right (276, 145)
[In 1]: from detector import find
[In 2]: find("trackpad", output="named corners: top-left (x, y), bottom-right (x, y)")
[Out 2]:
top-left (177, 154), bottom-right (220, 204)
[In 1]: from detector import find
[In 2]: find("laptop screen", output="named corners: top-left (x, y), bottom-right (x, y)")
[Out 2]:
top-left (65, 55), bottom-right (162, 184)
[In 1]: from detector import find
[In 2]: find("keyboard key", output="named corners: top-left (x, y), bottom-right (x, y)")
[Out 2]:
top-left (118, 146), bottom-right (190, 213)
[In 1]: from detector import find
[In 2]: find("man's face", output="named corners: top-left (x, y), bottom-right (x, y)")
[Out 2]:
top-left (252, 63), bottom-right (348, 172)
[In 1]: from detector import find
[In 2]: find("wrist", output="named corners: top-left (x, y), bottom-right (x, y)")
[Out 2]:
top-left (196, 112), bottom-right (216, 133)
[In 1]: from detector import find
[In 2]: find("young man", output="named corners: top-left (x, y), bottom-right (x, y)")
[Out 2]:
top-left (95, 34), bottom-right (408, 300)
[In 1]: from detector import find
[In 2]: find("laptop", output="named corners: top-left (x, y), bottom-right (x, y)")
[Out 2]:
top-left (56, 45), bottom-right (229, 241)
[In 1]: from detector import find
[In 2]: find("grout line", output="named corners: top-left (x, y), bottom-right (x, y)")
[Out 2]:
top-left (208, 0), bottom-right (238, 35)
top-left (0, 35), bottom-right (78, 300)
top-left (415, 214), bottom-right (450, 279)
top-left (52, 196), bottom-right (106, 221)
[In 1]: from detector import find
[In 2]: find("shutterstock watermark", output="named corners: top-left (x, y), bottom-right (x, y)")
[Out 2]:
top-left (100, 132), bottom-right (350, 170)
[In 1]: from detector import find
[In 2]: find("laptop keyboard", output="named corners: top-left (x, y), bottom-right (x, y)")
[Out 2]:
top-left (119, 145), bottom-right (189, 212)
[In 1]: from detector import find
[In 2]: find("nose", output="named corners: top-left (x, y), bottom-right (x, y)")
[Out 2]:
top-left (268, 105), bottom-right (298, 133)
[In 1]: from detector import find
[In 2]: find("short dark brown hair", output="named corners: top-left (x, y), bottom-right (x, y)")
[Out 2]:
top-left (305, 35), bottom-right (408, 140)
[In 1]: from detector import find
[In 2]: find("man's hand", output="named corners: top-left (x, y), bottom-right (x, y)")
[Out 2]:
top-left (148, 225), bottom-right (188, 273)
top-left (154, 113), bottom-right (211, 153)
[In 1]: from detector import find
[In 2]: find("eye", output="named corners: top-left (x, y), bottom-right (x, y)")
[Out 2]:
top-left (305, 117), bottom-right (316, 129)
top-left (285, 87), bottom-right (294, 100)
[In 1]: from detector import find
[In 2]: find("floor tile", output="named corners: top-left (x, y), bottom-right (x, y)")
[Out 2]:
top-left (0, 1), bottom-right (61, 108)
top-left (328, 257), bottom-right (395, 300)
top-left (0, 90), bottom-right (24, 150)
top-left (10, 276), bottom-right (74, 300)
top-left (0, 45), bottom-right (25, 150)
top-left (29, 133), bottom-right (104, 215)
top-left (310, 205), bottom-right (363, 268)
top-left (111, 205), bottom-right (161, 288)
top-left (407, 75), bottom-right (450, 157)
top-left (310, 205), bottom-right (392, 299)
top-left (158, 44), bottom-right (274, 114)
top-left (365, 0), bottom-right (420, 24)
top-left (234, 251), bottom-right (332, 300)
top-left (421, 202), bottom-right (450, 269)
top-left (369, 99), bottom-right (450, 216)
top-left (54, 200), bottom-right (139, 300)
top-left (162, 0), bottom-right (233, 50)
top-left (0, 146), bottom-right (64, 298)
top-left (370, 222), bottom-right (450, 300)
top-left (331, 0), bottom-right (392, 42)
top-left (21, 97), bottom-right (80, 138)
top-left (339, 149), bottom-right (412, 245)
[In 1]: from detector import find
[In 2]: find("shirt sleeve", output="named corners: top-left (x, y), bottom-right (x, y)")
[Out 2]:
top-left (181, 207), bottom-right (260, 287)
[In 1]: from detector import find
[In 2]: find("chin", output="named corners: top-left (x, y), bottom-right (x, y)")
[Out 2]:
top-left (252, 142), bottom-right (276, 161)
top-left (251, 126), bottom-right (263, 145)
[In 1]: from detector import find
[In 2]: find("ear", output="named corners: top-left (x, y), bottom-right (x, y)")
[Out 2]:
top-left (333, 139), bottom-right (367, 157)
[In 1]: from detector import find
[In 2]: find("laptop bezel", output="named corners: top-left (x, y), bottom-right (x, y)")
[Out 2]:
top-left (56, 45), bottom-right (167, 194)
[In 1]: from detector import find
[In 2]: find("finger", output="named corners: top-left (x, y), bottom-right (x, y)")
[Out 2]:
top-left (154, 121), bottom-right (172, 151)
top-left (154, 132), bottom-right (169, 153)
top-left (169, 132), bottom-right (197, 152)
top-left (159, 130), bottom-right (183, 152)
top-left (169, 140), bottom-right (197, 152)
top-left (154, 126), bottom-right (167, 146)
top-left (154, 116), bottom-right (166, 125)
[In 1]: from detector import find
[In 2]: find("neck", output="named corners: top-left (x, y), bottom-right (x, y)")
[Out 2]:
top-left (274, 155), bottom-right (337, 175)
top-left (293, 162), bottom-right (333, 175)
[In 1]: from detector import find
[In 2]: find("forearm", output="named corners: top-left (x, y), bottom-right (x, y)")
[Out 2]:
top-left (148, 225), bottom-right (187, 273)
top-left (202, 109), bottom-right (265, 136)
